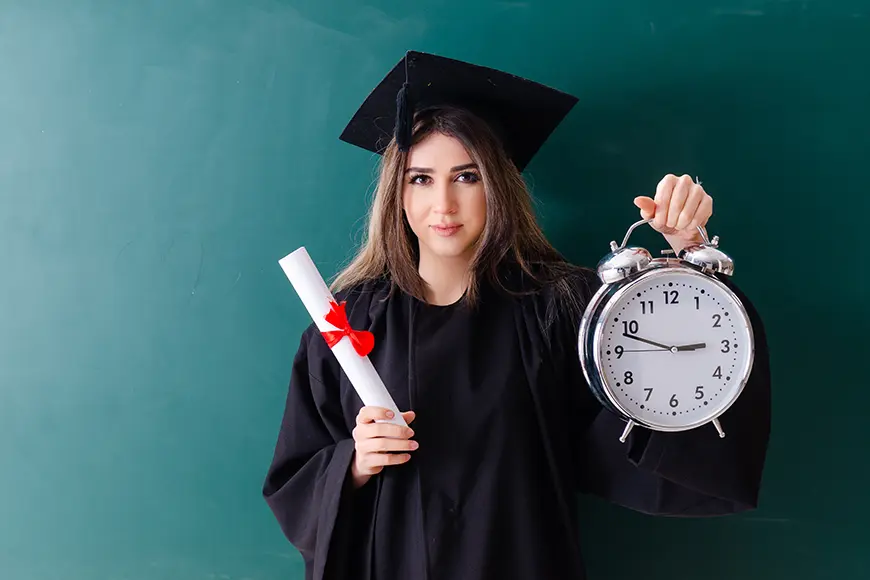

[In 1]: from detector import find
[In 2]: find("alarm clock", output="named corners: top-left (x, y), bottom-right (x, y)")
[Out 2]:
top-left (578, 218), bottom-right (755, 443)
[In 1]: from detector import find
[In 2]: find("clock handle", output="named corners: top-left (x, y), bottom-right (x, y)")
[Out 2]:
top-left (612, 218), bottom-right (711, 251)
top-left (611, 219), bottom-right (649, 251)
top-left (712, 418), bottom-right (725, 438)
top-left (614, 176), bottom-right (717, 250)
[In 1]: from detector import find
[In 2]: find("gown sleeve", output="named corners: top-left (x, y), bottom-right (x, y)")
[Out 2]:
top-left (261, 323), bottom-right (360, 579)
top-left (565, 271), bottom-right (772, 517)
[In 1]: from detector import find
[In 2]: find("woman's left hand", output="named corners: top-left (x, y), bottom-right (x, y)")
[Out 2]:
top-left (633, 173), bottom-right (713, 252)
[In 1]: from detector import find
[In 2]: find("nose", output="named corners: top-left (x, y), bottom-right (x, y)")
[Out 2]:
top-left (432, 182), bottom-right (457, 215)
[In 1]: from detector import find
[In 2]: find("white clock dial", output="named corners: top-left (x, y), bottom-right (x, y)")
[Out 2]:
top-left (595, 269), bottom-right (753, 430)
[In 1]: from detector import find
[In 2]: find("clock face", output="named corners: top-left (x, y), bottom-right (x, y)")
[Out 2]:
top-left (594, 268), bottom-right (754, 429)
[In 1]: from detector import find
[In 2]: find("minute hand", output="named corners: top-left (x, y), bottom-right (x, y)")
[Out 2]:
top-left (622, 333), bottom-right (671, 350)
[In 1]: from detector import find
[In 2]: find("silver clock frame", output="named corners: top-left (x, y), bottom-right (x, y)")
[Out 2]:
top-left (577, 218), bottom-right (756, 443)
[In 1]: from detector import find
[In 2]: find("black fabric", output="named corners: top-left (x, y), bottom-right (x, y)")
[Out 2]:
top-left (262, 267), bottom-right (772, 580)
top-left (338, 50), bottom-right (579, 172)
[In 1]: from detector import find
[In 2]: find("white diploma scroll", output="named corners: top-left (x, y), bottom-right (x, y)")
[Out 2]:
top-left (278, 247), bottom-right (407, 427)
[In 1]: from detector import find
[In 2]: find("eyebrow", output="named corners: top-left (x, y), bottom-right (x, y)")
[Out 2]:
top-left (404, 163), bottom-right (479, 174)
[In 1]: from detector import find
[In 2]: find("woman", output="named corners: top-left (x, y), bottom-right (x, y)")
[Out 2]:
top-left (263, 51), bottom-right (771, 580)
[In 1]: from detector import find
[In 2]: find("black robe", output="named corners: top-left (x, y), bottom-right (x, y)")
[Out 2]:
top-left (262, 265), bottom-right (771, 580)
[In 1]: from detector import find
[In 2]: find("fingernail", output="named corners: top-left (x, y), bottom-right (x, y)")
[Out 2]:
top-left (410, 441), bottom-right (419, 449)
top-left (386, 411), bottom-right (394, 418)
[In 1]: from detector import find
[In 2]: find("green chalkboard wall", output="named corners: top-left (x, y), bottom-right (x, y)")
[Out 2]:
top-left (1, 1), bottom-right (867, 578)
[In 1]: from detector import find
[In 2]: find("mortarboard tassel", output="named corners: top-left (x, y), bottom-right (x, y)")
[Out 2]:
top-left (395, 53), bottom-right (414, 152)
top-left (395, 82), bottom-right (413, 152)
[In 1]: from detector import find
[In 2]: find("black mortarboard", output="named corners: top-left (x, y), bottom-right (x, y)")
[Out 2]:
top-left (338, 50), bottom-right (579, 172)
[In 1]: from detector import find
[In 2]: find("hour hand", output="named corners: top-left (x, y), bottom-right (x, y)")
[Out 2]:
top-left (675, 342), bottom-right (707, 351)
top-left (622, 333), bottom-right (671, 350)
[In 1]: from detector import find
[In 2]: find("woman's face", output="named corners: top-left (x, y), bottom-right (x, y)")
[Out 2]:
top-left (402, 132), bottom-right (487, 265)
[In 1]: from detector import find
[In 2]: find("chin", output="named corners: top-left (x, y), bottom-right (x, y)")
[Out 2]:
top-left (434, 249), bottom-right (474, 259)
top-left (422, 238), bottom-right (476, 259)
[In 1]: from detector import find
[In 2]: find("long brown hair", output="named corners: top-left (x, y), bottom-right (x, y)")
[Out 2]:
top-left (331, 105), bottom-right (588, 314)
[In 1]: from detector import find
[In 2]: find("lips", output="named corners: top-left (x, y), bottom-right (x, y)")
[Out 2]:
top-left (431, 224), bottom-right (463, 237)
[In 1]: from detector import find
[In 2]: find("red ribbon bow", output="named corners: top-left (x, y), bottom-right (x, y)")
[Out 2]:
top-left (321, 300), bottom-right (375, 357)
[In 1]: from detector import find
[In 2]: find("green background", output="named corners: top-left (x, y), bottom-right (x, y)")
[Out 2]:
top-left (1, 0), bottom-right (867, 578)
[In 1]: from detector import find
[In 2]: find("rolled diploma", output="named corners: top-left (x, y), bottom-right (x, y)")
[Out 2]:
top-left (278, 247), bottom-right (406, 427)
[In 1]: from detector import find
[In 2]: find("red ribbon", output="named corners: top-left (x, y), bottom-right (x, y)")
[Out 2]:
top-left (321, 300), bottom-right (375, 357)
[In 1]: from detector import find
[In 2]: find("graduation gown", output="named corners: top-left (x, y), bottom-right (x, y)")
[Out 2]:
top-left (262, 265), bottom-right (771, 580)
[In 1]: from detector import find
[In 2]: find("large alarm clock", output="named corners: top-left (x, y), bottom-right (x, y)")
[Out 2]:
top-left (578, 218), bottom-right (755, 443)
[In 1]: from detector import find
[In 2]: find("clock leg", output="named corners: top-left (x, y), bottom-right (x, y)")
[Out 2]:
top-left (619, 420), bottom-right (636, 443)
top-left (712, 418), bottom-right (725, 438)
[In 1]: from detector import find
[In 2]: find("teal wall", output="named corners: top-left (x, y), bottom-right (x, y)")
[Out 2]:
top-left (1, 1), bottom-right (867, 578)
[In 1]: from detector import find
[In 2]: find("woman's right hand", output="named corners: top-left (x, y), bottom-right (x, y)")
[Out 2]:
top-left (350, 406), bottom-right (417, 489)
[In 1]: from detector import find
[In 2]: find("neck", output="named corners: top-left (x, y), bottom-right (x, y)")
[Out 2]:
top-left (418, 253), bottom-right (472, 306)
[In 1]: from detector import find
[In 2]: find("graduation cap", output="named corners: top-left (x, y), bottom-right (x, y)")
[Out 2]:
top-left (338, 50), bottom-right (579, 172)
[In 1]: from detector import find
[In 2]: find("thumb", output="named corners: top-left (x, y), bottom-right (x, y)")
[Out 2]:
top-left (402, 410), bottom-right (416, 424)
top-left (634, 196), bottom-right (656, 220)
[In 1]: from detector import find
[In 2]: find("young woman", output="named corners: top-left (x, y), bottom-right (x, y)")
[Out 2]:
top-left (263, 51), bottom-right (771, 580)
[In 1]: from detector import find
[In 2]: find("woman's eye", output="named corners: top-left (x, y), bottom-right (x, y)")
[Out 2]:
top-left (408, 172), bottom-right (479, 185)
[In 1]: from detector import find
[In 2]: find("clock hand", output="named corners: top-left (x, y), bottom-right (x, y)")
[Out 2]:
top-left (675, 342), bottom-right (707, 351)
top-left (622, 333), bottom-right (671, 350)
top-left (623, 348), bottom-right (669, 353)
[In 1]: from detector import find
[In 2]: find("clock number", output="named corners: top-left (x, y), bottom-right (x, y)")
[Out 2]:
top-left (712, 314), bottom-right (722, 328)
top-left (669, 394), bottom-right (679, 408)
top-left (624, 371), bottom-right (634, 385)
top-left (663, 290), bottom-right (679, 304)
top-left (641, 300), bottom-right (654, 314)
top-left (713, 366), bottom-right (722, 378)
top-left (644, 388), bottom-right (653, 401)
top-left (614, 345), bottom-right (624, 359)
top-left (694, 296), bottom-right (700, 310)
top-left (695, 386), bottom-right (705, 399)
top-left (721, 339), bottom-right (731, 353)
top-left (622, 320), bottom-right (639, 334)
